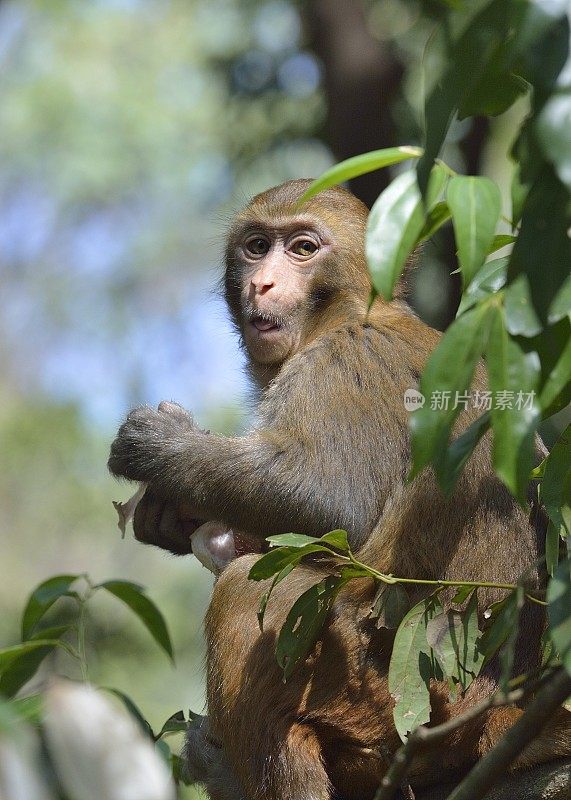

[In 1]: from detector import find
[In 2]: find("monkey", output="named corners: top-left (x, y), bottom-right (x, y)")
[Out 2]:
top-left (108, 179), bottom-right (570, 800)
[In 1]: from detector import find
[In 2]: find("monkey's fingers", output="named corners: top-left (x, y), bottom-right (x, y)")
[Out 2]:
top-left (132, 492), bottom-right (194, 555)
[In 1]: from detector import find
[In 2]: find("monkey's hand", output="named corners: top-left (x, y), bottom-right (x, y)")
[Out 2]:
top-left (108, 400), bottom-right (199, 484)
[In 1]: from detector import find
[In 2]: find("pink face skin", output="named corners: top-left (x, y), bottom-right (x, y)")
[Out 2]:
top-left (238, 226), bottom-right (332, 365)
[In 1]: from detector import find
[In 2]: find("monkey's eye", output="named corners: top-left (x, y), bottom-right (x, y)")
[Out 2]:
top-left (245, 237), bottom-right (270, 256)
top-left (291, 240), bottom-right (318, 257)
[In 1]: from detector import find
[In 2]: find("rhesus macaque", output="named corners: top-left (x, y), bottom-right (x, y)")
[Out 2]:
top-left (109, 180), bottom-right (570, 800)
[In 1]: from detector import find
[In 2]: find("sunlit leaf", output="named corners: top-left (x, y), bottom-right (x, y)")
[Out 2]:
top-left (447, 176), bottom-right (501, 287)
top-left (21, 574), bottom-right (79, 640)
top-left (366, 165), bottom-right (446, 301)
top-left (297, 147), bottom-right (423, 205)
top-left (389, 596), bottom-right (442, 741)
top-left (97, 581), bottom-right (174, 662)
top-left (547, 559), bottom-right (571, 676)
top-left (488, 234), bottom-right (516, 254)
top-left (457, 257), bottom-right (508, 316)
top-left (266, 534), bottom-right (321, 548)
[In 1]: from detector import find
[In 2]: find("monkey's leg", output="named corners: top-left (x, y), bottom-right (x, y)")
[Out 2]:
top-left (205, 555), bottom-right (333, 800)
top-left (184, 714), bottom-right (246, 800)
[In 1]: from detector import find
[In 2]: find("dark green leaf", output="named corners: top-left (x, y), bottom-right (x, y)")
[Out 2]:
top-left (297, 147), bottom-right (423, 205)
top-left (102, 687), bottom-right (154, 738)
top-left (21, 574), bottom-right (79, 640)
top-left (486, 305), bottom-right (541, 501)
top-left (504, 274), bottom-right (542, 337)
top-left (520, 316), bottom-right (571, 417)
top-left (541, 424), bottom-right (571, 538)
top-left (547, 558), bottom-right (571, 675)
top-left (546, 520), bottom-right (562, 578)
top-left (410, 302), bottom-right (492, 478)
top-left (508, 167), bottom-right (571, 325)
top-left (426, 592), bottom-right (484, 691)
top-left (0, 625), bottom-right (71, 698)
top-left (366, 166), bottom-right (446, 301)
top-left (389, 596), bottom-right (443, 741)
top-left (97, 581), bottom-right (174, 662)
top-left (447, 176), bottom-right (502, 287)
top-left (0, 641), bottom-right (63, 674)
top-left (417, 0), bottom-right (524, 196)
top-left (417, 201), bottom-right (451, 243)
top-left (438, 412), bottom-right (490, 494)
top-left (511, 163), bottom-right (529, 228)
top-left (276, 576), bottom-right (344, 681)
top-left (451, 585), bottom-right (477, 606)
top-left (371, 584), bottom-right (410, 630)
top-left (156, 710), bottom-right (187, 739)
top-left (457, 257), bottom-right (508, 316)
top-left (248, 544), bottom-right (333, 581)
top-left (480, 587), bottom-right (524, 689)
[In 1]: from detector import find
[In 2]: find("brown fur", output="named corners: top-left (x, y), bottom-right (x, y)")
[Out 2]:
top-left (108, 180), bottom-right (570, 799)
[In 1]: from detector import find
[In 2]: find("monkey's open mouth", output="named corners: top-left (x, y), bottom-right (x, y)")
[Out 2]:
top-left (249, 312), bottom-right (282, 332)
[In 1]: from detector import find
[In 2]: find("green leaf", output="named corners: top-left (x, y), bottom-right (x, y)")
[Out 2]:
top-left (21, 574), bottom-right (79, 640)
top-left (546, 520), bottom-right (562, 578)
top-left (457, 257), bottom-right (508, 316)
top-left (319, 529), bottom-right (351, 553)
top-left (10, 694), bottom-right (44, 724)
top-left (248, 544), bottom-right (332, 581)
top-left (426, 591), bottom-right (484, 691)
top-left (480, 587), bottom-right (524, 689)
top-left (438, 412), bottom-right (491, 494)
top-left (97, 580), bottom-right (174, 662)
top-left (102, 688), bottom-right (154, 738)
top-left (297, 147), bottom-right (423, 205)
top-left (508, 167), bottom-right (571, 325)
top-left (371, 584), bottom-right (410, 630)
top-left (266, 533), bottom-right (321, 548)
top-left (417, 201), bottom-right (452, 243)
top-left (276, 575), bottom-right (344, 681)
top-left (366, 165), bottom-right (446, 301)
top-left (410, 302), bottom-right (492, 479)
top-left (504, 274), bottom-right (543, 337)
top-left (389, 596), bottom-right (443, 741)
top-left (547, 559), bottom-right (571, 676)
top-left (451, 585), bottom-right (477, 605)
top-left (0, 625), bottom-right (72, 698)
top-left (257, 563), bottom-right (295, 631)
top-left (156, 710), bottom-right (187, 739)
top-left (417, 0), bottom-right (523, 196)
top-left (521, 316), bottom-right (571, 417)
top-left (489, 234), bottom-right (516, 254)
top-left (541, 424), bottom-right (571, 538)
top-left (511, 163), bottom-right (529, 228)
top-left (536, 79), bottom-right (571, 193)
top-left (447, 176), bottom-right (502, 287)
top-left (0, 641), bottom-right (64, 674)
top-left (486, 306), bottom-right (541, 500)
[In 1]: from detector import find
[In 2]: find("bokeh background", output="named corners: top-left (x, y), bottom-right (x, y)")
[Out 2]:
top-left (1, 2), bottom-right (567, 796)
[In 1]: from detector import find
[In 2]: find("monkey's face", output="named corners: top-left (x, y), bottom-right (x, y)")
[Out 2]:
top-left (233, 223), bottom-right (332, 365)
